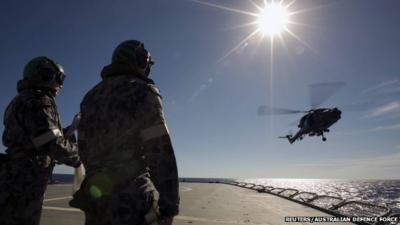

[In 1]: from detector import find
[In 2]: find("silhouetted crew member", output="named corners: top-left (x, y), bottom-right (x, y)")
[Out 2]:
top-left (0, 56), bottom-right (81, 225)
top-left (71, 40), bottom-right (179, 225)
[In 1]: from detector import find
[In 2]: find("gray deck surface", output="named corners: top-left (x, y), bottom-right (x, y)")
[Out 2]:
top-left (41, 183), bottom-right (354, 225)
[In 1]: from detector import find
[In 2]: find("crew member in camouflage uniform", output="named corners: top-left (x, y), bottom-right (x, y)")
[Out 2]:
top-left (71, 40), bottom-right (179, 225)
top-left (0, 56), bottom-right (81, 225)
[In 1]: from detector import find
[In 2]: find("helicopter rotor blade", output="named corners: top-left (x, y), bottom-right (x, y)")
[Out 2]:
top-left (309, 82), bottom-right (345, 108)
top-left (257, 105), bottom-right (306, 116)
top-left (339, 100), bottom-right (375, 112)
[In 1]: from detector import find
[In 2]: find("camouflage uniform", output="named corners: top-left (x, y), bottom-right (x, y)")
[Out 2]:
top-left (72, 63), bottom-right (179, 225)
top-left (0, 79), bottom-right (81, 225)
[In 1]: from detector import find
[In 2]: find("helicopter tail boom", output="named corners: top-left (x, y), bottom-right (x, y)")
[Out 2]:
top-left (278, 135), bottom-right (295, 144)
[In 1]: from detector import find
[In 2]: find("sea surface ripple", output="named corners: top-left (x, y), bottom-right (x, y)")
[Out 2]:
top-left (240, 179), bottom-right (400, 214)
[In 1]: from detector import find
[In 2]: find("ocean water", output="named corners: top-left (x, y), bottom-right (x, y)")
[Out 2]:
top-left (52, 174), bottom-right (74, 183)
top-left (240, 178), bottom-right (400, 214)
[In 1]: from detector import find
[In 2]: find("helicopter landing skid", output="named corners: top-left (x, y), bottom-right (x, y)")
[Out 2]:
top-left (321, 133), bottom-right (327, 141)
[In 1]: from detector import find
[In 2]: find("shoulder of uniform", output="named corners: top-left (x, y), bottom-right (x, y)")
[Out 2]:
top-left (128, 77), bottom-right (162, 99)
top-left (81, 82), bottom-right (102, 104)
top-left (23, 90), bottom-right (54, 107)
top-left (146, 84), bottom-right (162, 99)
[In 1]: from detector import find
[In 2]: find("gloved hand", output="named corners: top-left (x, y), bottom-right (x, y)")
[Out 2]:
top-left (68, 133), bottom-right (77, 143)
top-left (72, 159), bottom-right (82, 168)
top-left (63, 126), bottom-right (77, 143)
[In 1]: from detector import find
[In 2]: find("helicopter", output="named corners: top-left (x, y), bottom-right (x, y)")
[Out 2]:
top-left (258, 82), bottom-right (345, 144)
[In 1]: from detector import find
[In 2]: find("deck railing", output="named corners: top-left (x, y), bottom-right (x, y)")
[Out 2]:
top-left (219, 181), bottom-right (398, 225)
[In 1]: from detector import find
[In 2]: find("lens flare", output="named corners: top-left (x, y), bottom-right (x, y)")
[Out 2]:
top-left (257, 2), bottom-right (289, 36)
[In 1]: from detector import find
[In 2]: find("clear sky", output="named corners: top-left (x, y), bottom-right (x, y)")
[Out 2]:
top-left (1, 0), bottom-right (399, 179)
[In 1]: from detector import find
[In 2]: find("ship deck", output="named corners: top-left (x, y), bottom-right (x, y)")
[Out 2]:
top-left (41, 182), bottom-right (354, 225)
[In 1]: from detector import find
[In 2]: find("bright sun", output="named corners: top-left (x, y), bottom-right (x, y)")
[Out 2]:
top-left (191, 0), bottom-right (308, 62)
top-left (257, 2), bottom-right (289, 36)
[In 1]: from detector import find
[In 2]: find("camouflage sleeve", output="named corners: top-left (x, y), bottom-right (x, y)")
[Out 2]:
top-left (23, 96), bottom-right (81, 167)
top-left (139, 85), bottom-right (179, 218)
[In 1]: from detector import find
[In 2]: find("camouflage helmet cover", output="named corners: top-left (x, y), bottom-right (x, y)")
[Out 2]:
top-left (112, 40), bottom-right (154, 76)
top-left (23, 56), bottom-right (65, 87)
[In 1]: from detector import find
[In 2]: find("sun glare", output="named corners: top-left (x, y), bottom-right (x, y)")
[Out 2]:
top-left (257, 2), bottom-right (289, 36)
top-left (191, 0), bottom-right (310, 62)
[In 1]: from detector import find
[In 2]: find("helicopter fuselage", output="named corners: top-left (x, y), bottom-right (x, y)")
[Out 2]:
top-left (285, 108), bottom-right (341, 143)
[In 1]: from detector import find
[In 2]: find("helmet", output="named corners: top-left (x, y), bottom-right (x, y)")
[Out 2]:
top-left (23, 56), bottom-right (66, 88)
top-left (112, 40), bottom-right (154, 76)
